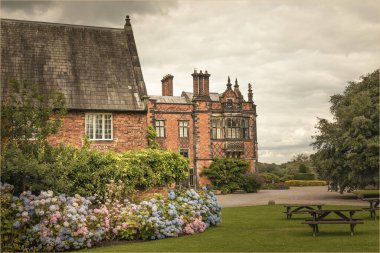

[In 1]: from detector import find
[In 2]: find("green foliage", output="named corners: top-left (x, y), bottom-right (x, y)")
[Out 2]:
top-left (1, 78), bottom-right (66, 146)
top-left (258, 172), bottom-right (281, 183)
top-left (280, 174), bottom-right (294, 181)
top-left (298, 164), bottom-right (309, 173)
top-left (352, 190), bottom-right (379, 198)
top-left (241, 174), bottom-right (263, 193)
top-left (262, 182), bottom-right (290, 190)
top-left (147, 125), bottom-right (160, 149)
top-left (1, 144), bottom-right (189, 199)
top-left (311, 69), bottom-right (379, 192)
top-left (293, 173), bottom-right (315, 180)
top-left (119, 149), bottom-right (189, 191)
top-left (285, 180), bottom-right (327, 187)
top-left (200, 158), bottom-right (250, 193)
top-left (256, 162), bottom-right (285, 176)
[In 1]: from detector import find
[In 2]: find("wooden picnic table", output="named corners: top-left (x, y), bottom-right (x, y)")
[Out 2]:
top-left (283, 204), bottom-right (324, 219)
top-left (302, 209), bottom-right (364, 236)
top-left (361, 198), bottom-right (379, 219)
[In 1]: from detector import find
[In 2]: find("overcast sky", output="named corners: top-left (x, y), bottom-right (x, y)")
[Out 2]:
top-left (1, 0), bottom-right (379, 164)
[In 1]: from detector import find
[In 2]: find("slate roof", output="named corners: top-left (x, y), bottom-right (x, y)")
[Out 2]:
top-left (181, 92), bottom-right (221, 102)
top-left (149, 95), bottom-right (189, 104)
top-left (0, 18), bottom-right (147, 111)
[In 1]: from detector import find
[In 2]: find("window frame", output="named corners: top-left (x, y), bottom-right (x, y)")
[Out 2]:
top-left (179, 148), bottom-right (189, 158)
top-left (211, 118), bottom-right (223, 139)
top-left (226, 117), bottom-right (240, 139)
top-left (85, 113), bottom-right (113, 141)
top-left (189, 168), bottom-right (195, 187)
top-left (155, 120), bottom-right (166, 138)
top-left (178, 120), bottom-right (189, 138)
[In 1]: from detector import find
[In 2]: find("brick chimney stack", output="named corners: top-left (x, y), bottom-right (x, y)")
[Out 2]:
top-left (161, 74), bottom-right (174, 96)
top-left (192, 69), bottom-right (210, 98)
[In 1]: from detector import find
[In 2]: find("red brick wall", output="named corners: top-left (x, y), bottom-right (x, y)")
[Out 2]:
top-left (48, 111), bottom-right (147, 152)
top-left (148, 103), bottom-right (195, 168)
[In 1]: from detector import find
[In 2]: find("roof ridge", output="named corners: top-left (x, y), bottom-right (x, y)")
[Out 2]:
top-left (0, 18), bottom-right (124, 31)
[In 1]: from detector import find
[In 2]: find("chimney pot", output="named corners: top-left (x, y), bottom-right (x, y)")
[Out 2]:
top-left (161, 74), bottom-right (174, 96)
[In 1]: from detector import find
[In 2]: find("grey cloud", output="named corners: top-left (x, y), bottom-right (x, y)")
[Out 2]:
top-left (1, 0), bottom-right (55, 13)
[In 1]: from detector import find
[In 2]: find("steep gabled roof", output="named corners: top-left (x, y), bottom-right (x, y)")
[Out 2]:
top-left (1, 18), bottom-right (147, 111)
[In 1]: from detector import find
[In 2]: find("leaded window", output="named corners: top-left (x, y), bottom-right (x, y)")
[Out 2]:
top-left (242, 119), bottom-right (249, 139)
top-left (155, 120), bottom-right (165, 138)
top-left (211, 119), bottom-right (223, 139)
top-left (85, 113), bottom-right (112, 140)
top-left (189, 168), bottom-right (195, 187)
top-left (226, 118), bottom-right (240, 139)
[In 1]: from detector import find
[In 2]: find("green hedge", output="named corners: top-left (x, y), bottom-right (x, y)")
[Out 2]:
top-left (285, 180), bottom-right (327, 186)
top-left (293, 173), bottom-right (315, 180)
top-left (258, 172), bottom-right (281, 183)
top-left (1, 143), bottom-right (189, 199)
top-left (352, 190), bottom-right (379, 198)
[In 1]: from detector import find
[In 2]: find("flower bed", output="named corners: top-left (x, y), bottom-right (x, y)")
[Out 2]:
top-left (0, 182), bottom-right (221, 252)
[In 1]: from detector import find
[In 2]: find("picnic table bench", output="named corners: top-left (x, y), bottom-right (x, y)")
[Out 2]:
top-left (301, 209), bottom-right (364, 236)
top-left (283, 204), bottom-right (324, 219)
top-left (361, 198), bottom-right (379, 219)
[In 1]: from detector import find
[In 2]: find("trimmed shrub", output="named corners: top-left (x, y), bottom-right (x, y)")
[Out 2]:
top-left (200, 158), bottom-right (249, 194)
top-left (293, 173), bottom-right (315, 180)
top-left (285, 180), bottom-right (327, 186)
top-left (352, 190), bottom-right (379, 198)
top-left (258, 172), bottom-right (281, 183)
top-left (280, 174), bottom-right (294, 182)
top-left (1, 144), bottom-right (189, 199)
top-left (242, 174), bottom-right (263, 193)
top-left (262, 182), bottom-right (290, 190)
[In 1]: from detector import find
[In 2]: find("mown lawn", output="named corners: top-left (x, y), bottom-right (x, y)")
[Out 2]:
top-left (82, 205), bottom-right (379, 252)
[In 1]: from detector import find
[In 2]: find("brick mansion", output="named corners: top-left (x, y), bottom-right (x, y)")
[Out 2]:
top-left (0, 16), bottom-right (258, 188)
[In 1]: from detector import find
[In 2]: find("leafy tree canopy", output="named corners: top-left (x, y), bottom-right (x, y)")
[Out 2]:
top-left (311, 69), bottom-right (379, 192)
top-left (1, 78), bottom-right (66, 147)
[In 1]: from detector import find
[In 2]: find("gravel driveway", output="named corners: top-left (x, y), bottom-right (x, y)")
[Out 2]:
top-left (217, 186), bottom-right (366, 207)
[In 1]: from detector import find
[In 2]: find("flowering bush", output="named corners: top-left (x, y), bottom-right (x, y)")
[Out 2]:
top-left (1, 182), bottom-right (221, 252)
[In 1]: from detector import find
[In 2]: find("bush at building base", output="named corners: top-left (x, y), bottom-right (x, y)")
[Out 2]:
top-left (0, 182), bottom-right (221, 252)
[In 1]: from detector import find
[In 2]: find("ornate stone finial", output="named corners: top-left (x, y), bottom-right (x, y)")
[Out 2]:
top-left (234, 78), bottom-right (239, 88)
top-left (248, 82), bottom-right (253, 102)
top-left (125, 15), bottom-right (131, 26)
top-left (227, 76), bottom-right (232, 89)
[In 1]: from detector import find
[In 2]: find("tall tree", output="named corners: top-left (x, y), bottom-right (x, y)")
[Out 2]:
top-left (311, 70), bottom-right (379, 192)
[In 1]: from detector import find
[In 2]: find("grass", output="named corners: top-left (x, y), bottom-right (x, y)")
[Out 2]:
top-left (82, 205), bottom-right (379, 252)
top-left (352, 190), bottom-right (379, 198)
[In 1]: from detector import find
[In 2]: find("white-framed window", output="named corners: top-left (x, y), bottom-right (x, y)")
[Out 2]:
top-left (178, 120), bottom-right (189, 138)
top-left (155, 120), bottom-right (165, 138)
top-left (85, 113), bottom-right (113, 140)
